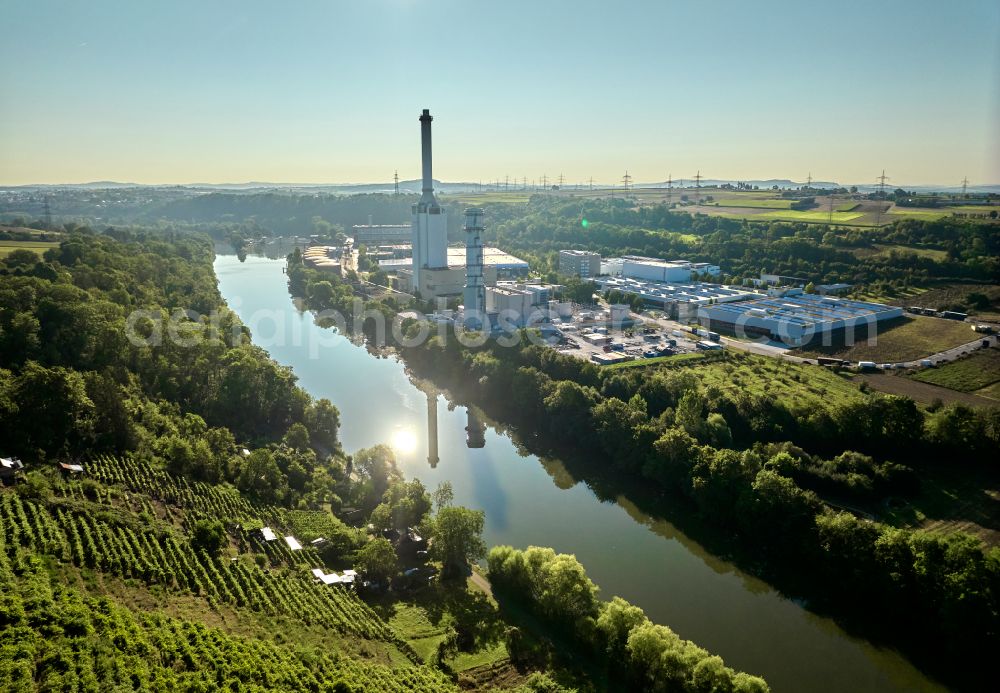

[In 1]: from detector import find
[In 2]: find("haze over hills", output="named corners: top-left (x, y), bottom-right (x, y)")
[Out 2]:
top-left (4, 179), bottom-right (999, 194)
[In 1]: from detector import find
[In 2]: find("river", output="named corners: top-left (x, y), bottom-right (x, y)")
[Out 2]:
top-left (214, 252), bottom-right (945, 693)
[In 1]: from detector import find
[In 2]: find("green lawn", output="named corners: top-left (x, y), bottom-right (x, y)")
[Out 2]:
top-left (835, 202), bottom-right (860, 212)
top-left (911, 349), bottom-right (1000, 392)
top-left (714, 198), bottom-right (793, 209)
top-left (0, 240), bottom-right (58, 258)
top-left (797, 316), bottom-right (976, 363)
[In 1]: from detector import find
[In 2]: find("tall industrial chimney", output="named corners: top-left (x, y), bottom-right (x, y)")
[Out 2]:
top-left (419, 109), bottom-right (436, 205)
top-left (410, 108), bottom-right (448, 294)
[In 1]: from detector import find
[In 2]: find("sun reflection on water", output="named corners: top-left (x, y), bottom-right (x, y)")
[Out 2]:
top-left (390, 427), bottom-right (417, 454)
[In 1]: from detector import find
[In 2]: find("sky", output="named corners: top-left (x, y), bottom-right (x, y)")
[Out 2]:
top-left (1, 0), bottom-right (999, 187)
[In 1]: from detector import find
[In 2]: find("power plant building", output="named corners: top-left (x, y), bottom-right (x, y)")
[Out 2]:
top-left (558, 250), bottom-right (601, 278)
top-left (410, 109), bottom-right (450, 296)
top-left (396, 108), bottom-right (528, 298)
top-left (463, 208), bottom-right (486, 328)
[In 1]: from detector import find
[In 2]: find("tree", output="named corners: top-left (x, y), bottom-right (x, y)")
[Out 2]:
top-left (355, 537), bottom-right (397, 584)
top-left (191, 519), bottom-right (227, 555)
top-left (432, 481), bottom-right (454, 512)
top-left (283, 422), bottom-right (310, 451)
top-left (430, 506), bottom-right (486, 578)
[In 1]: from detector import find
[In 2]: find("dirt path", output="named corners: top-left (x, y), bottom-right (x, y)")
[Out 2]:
top-left (468, 569), bottom-right (493, 599)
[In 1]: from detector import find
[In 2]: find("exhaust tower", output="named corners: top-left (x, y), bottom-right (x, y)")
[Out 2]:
top-left (411, 109), bottom-right (448, 292)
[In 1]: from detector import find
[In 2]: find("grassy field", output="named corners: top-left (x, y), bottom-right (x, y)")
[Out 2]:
top-left (835, 202), bottom-right (860, 212)
top-left (861, 244), bottom-right (949, 261)
top-left (797, 316), bottom-right (976, 362)
top-left (441, 192), bottom-right (533, 205)
top-left (0, 239), bottom-right (59, 258)
top-left (680, 352), bottom-right (863, 412)
top-left (975, 381), bottom-right (1000, 401)
top-left (756, 209), bottom-right (866, 223)
top-left (379, 579), bottom-right (508, 672)
top-left (911, 349), bottom-right (1000, 392)
top-left (888, 208), bottom-right (949, 220)
top-left (714, 198), bottom-right (793, 209)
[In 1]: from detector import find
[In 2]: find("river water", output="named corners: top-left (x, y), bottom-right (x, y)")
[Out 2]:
top-left (215, 252), bottom-right (944, 693)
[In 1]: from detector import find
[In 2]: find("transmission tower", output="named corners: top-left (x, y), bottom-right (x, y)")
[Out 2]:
top-left (558, 173), bottom-right (564, 189)
top-left (961, 176), bottom-right (969, 198)
top-left (393, 170), bottom-right (399, 195)
top-left (666, 174), bottom-right (673, 206)
top-left (622, 170), bottom-right (632, 193)
top-left (693, 171), bottom-right (702, 202)
top-left (806, 172), bottom-right (812, 188)
top-left (589, 176), bottom-right (594, 191)
top-left (504, 175), bottom-right (509, 192)
top-left (541, 174), bottom-right (548, 189)
top-left (43, 196), bottom-right (52, 229)
top-left (876, 169), bottom-right (889, 197)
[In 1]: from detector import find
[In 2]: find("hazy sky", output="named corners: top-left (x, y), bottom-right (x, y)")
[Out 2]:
top-left (2, 0), bottom-right (998, 186)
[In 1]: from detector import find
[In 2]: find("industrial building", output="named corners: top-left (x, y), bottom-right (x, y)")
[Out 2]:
top-left (484, 281), bottom-right (562, 327)
top-left (596, 276), bottom-right (756, 320)
top-left (463, 208), bottom-right (486, 328)
top-left (384, 246), bottom-right (528, 296)
top-left (352, 222), bottom-right (412, 245)
top-left (697, 290), bottom-right (904, 346)
top-left (617, 256), bottom-right (722, 282)
top-left (559, 249), bottom-right (601, 278)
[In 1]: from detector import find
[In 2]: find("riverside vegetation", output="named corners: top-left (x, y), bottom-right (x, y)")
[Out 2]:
top-left (0, 228), bottom-right (769, 692)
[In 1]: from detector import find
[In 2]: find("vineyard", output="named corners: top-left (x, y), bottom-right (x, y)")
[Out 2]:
top-left (0, 455), bottom-right (463, 692)
top-left (0, 533), bottom-right (456, 692)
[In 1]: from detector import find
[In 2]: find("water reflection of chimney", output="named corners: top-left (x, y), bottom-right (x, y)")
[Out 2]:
top-left (426, 391), bottom-right (439, 468)
top-left (465, 409), bottom-right (486, 449)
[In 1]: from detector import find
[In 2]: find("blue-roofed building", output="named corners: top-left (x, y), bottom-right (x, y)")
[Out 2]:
top-left (697, 290), bottom-right (903, 346)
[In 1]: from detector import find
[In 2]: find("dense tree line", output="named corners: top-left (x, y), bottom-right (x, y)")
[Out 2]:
top-left (480, 197), bottom-right (998, 288)
top-left (488, 546), bottom-right (769, 692)
top-left (0, 228), bottom-right (343, 509)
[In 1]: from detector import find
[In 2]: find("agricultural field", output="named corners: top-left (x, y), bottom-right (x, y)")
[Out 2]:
top-left (755, 209), bottom-right (865, 223)
top-left (797, 316), bottom-right (976, 363)
top-left (441, 192), bottom-right (534, 206)
top-left (0, 239), bottom-right (58, 258)
top-left (910, 348), bottom-right (1000, 392)
top-left (714, 198), bottom-right (793, 209)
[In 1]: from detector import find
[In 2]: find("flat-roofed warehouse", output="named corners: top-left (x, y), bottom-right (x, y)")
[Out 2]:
top-left (596, 276), bottom-right (756, 320)
top-left (698, 290), bottom-right (904, 346)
